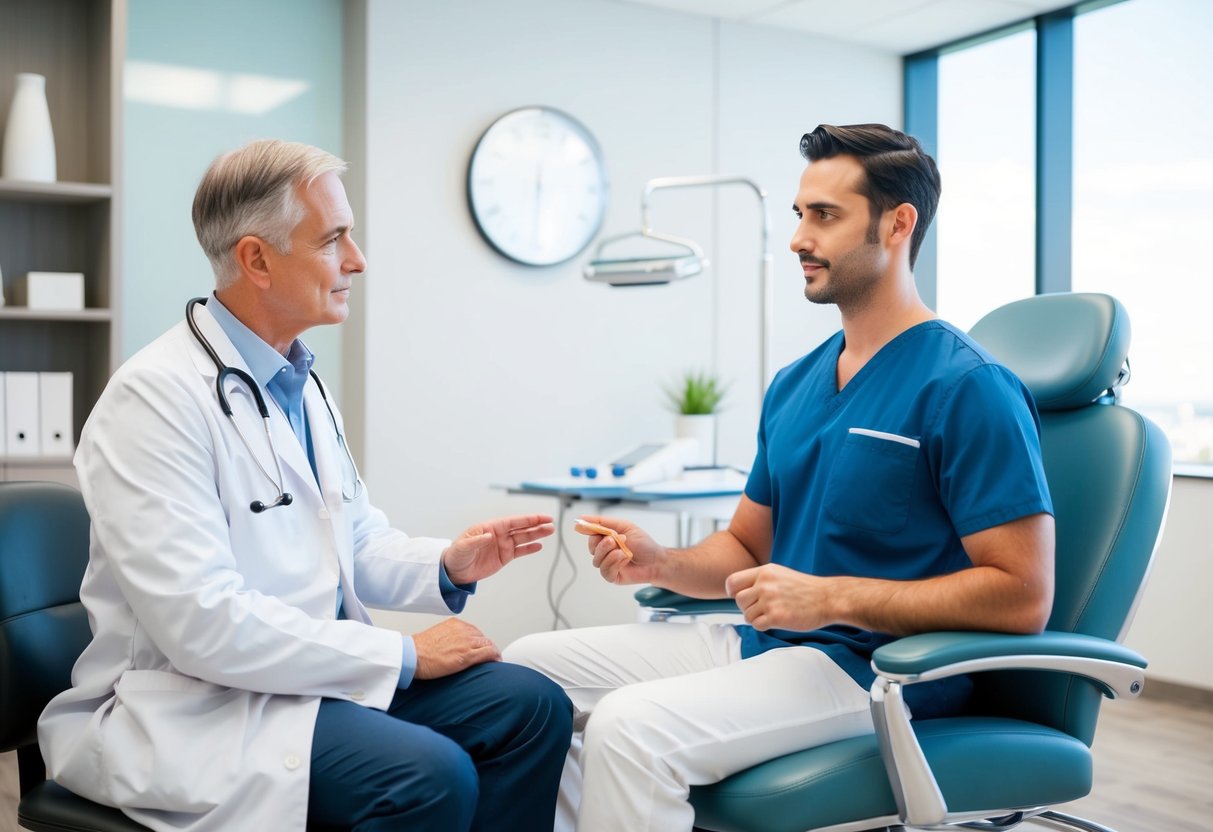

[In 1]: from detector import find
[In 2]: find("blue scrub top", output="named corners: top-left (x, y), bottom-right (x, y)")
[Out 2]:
top-left (742, 320), bottom-right (1053, 718)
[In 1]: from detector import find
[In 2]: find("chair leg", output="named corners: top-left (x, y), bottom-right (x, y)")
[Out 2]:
top-left (15, 745), bottom-right (46, 797)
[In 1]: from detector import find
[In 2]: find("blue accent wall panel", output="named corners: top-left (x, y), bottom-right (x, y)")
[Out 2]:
top-left (123, 0), bottom-right (344, 391)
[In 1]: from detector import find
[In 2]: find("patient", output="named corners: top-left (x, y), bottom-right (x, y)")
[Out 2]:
top-left (504, 123), bottom-right (1056, 832)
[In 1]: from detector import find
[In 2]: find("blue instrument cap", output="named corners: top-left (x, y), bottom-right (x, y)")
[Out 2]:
top-left (612, 465), bottom-right (627, 477)
top-left (585, 467), bottom-right (598, 479)
top-left (570, 467), bottom-right (582, 477)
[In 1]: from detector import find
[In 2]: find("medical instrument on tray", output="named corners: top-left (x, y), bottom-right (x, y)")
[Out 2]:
top-left (566, 438), bottom-right (699, 487)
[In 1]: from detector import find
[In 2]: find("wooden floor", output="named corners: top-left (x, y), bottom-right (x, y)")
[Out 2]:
top-left (1047, 688), bottom-right (1213, 831)
top-left (2, 688), bottom-right (1210, 831)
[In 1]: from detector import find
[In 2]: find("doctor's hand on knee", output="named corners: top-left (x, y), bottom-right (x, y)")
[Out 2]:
top-left (413, 618), bottom-right (501, 680)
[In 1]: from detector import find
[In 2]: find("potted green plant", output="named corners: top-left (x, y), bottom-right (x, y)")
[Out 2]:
top-left (666, 370), bottom-right (726, 415)
top-left (665, 371), bottom-right (727, 466)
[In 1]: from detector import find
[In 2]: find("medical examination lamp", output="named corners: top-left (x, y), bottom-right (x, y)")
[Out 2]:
top-left (583, 175), bottom-right (774, 397)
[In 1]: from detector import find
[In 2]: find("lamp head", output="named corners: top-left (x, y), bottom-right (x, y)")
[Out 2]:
top-left (582, 229), bottom-right (706, 287)
top-left (583, 253), bottom-right (704, 286)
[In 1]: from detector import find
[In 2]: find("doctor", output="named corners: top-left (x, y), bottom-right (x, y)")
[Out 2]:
top-left (38, 139), bottom-right (573, 832)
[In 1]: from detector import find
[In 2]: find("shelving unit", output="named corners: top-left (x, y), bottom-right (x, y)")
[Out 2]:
top-left (0, 0), bottom-right (124, 485)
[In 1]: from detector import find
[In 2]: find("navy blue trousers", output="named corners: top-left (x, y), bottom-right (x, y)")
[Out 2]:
top-left (307, 661), bottom-right (573, 832)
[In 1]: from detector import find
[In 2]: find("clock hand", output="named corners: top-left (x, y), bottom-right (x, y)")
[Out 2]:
top-left (532, 163), bottom-right (544, 240)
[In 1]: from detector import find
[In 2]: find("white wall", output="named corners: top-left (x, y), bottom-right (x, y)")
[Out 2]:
top-left (713, 22), bottom-right (902, 463)
top-left (354, 0), bottom-right (900, 645)
top-left (1125, 477), bottom-right (1213, 690)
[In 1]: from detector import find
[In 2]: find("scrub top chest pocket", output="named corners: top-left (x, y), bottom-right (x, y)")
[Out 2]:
top-left (825, 428), bottom-right (921, 534)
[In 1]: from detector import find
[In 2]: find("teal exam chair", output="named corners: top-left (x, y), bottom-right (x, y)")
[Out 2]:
top-left (638, 292), bottom-right (1172, 832)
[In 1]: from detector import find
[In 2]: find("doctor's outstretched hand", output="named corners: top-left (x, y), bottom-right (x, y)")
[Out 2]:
top-left (441, 514), bottom-right (556, 585)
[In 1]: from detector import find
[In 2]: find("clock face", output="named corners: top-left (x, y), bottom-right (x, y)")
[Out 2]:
top-left (467, 107), bottom-right (608, 266)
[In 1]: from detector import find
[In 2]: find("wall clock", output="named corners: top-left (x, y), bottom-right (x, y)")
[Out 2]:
top-left (467, 106), bottom-right (609, 266)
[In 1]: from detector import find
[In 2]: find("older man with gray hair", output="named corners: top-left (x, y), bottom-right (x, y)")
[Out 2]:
top-left (38, 139), bottom-right (572, 832)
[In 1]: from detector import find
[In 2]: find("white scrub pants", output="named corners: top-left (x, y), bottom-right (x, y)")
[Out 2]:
top-left (502, 621), bottom-right (875, 832)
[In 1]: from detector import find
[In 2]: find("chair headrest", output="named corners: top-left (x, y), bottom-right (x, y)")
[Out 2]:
top-left (968, 293), bottom-right (1131, 411)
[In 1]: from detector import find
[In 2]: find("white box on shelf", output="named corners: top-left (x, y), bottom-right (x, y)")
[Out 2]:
top-left (13, 271), bottom-right (86, 310)
top-left (4, 372), bottom-right (40, 455)
top-left (39, 371), bottom-right (74, 457)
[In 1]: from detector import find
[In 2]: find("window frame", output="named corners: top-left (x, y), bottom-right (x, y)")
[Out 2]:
top-left (903, 0), bottom-right (1209, 478)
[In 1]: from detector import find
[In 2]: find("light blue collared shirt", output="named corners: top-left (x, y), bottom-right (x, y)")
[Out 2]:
top-left (207, 295), bottom-right (317, 476)
top-left (207, 295), bottom-right (474, 687)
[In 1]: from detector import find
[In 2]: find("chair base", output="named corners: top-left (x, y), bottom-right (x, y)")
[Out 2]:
top-left (1031, 810), bottom-right (1117, 832)
top-left (881, 808), bottom-right (1117, 832)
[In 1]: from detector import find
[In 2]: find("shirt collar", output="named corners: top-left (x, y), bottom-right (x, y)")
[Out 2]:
top-left (206, 293), bottom-right (314, 390)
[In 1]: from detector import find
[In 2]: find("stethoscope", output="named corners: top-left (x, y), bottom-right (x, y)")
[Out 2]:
top-left (186, 297), bottom-right (363, 513)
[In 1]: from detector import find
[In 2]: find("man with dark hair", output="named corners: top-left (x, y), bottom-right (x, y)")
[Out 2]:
top-left (505, 123), bottom-right (1055, 831)
top-left (799, 123), bottom-right (940, 267)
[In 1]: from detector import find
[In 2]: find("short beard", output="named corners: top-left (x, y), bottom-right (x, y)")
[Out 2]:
top-left (803, 241), bottom-right (883, 309)
top-left (803, 211), bottom-right (884, 307)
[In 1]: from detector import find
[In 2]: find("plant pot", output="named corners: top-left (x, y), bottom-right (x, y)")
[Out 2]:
top-left (675, 414), bottom-right (716, 467)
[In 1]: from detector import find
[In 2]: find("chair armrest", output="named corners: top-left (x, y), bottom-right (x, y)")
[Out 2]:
top-left (871, 630), bottom-right (1148, 699)
top-left (634, 586), bottom-right (739, 617)
top-left (867, 630), bottom-right (1148, 827)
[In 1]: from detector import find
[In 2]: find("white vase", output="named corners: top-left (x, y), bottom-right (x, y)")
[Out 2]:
top-left (675, 414), bottom-right (717, 467)
top-left (3, 73), bottom-right (57, 182)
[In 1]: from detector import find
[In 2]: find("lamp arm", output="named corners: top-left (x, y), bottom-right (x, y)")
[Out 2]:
top-left (760, 251), bottom-right (773, 397)
top-left (640, 175), bottom-right (770, 255)
top-left (640, 175), bottom-right (774, 397)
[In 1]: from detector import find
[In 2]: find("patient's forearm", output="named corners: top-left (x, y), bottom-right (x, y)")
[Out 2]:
top-left (654, 530), bottom-right (761, 599)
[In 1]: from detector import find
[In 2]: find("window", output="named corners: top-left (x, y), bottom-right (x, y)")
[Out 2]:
top-left (909, 0), bottom-right (1213, 467)
top-left (1071, 0), bottom-right (1213, 464)
top-left (935, 28), bottom-right (1037, 331)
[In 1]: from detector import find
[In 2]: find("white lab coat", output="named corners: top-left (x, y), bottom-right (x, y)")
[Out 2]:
top-left (38, 304), bottom-right (454, 832)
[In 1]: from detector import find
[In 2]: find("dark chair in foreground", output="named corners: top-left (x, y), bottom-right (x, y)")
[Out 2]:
top-left (0, 482), bottom-right (355, 831)
top-left (639, 292), bottom-right (1172, 832)
top-left (1, 481), bottom-right (153, 831)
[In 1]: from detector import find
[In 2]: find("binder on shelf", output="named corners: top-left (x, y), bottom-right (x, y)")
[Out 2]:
top-left (0, 372), bottom-right (6, 456)
top-left (39, 371), bottom-right (74, 457)
top-left (4, 372), bottom-right (40, 456)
